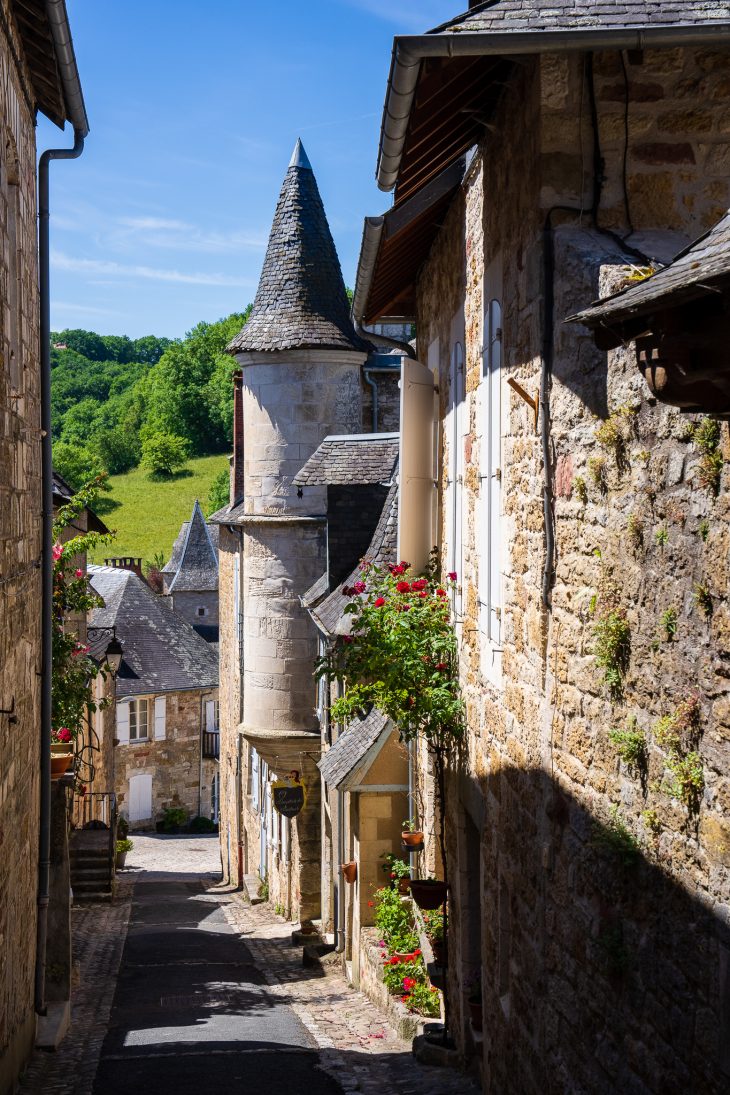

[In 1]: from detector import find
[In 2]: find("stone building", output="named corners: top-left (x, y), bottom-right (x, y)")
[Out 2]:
top-left (161, 499), bottom-right (220, 643)
top-left (88, 564), bottom-right (220, 829)
top-left (0, 4), bottom-right (87, 1089)
top-left (213, 139), bottom-right (402, 921)
top-left (350, 2), bottom-right (730, 1092)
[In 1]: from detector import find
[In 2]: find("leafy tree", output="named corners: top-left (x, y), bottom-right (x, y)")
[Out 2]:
top-left (95, 426), bottom-right (140, 475)
top-left (207, 467), bottom-right (231, 515)
top-left (132, 334), bottom-right (173, 365)
top-left (53, 441), bottom-right (105, 490)
top-left (52, 328), bottom-right (108, 361)
top-left (140, 430), bottom-right (190, 477)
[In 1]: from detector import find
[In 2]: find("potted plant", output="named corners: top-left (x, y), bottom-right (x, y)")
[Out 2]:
top-left (423, 908), bottom-right (445, 965)
top-left (116, 837), bottom-right (133, 869)
top-left (381, 853), bottom-right (411, 894)
top-left (409, 878), bottom-right (448, 910)
top-left (161, 805), bottom-right (188, 833)
top-left (341, 860), bottom-right (357, 884)
top-left (50, 727), bottom-right (74, 779)
top-left (401, 818), bottom-right (424, 850)
top-left (467, 971), bottom-right (483, 1032)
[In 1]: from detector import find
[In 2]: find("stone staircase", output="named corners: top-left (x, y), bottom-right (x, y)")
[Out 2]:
top-left (70, 829), bottom-right (114, 903)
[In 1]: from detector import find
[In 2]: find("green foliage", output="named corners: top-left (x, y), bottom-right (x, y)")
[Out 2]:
top-left (588, 456), bottom-right (607, 492)
top-left (660, 605), bottom-right (678, 641)
top-left (116, 838), bottom-right (133, 854)
top-left (653, 693), bottom-right (701, 753)
top-left (381, 854), bottom-right (410, 883)
top-left (189, 815), bottom-right (216, 833)
top-left (53, 441), bottom-right (105, 491)
top-left (595, 405), bottom-right (634, 468)
top-left (402, 980), bottom-right (441, 1017)
top-left (642, 808), bottom-right (662, 835)
top-left (207, 467), bottom-right (231, 515)
top-left (694, 584), bottom-right (713, 617)
top-left (422, 908), bottom-right (444, 943)
top-left (162, 806), bottom-right (188, 831)
top-left (608, 718), bottom-right (647, 775)
top-left (592, 805), bottom-right (641, 868)
top-left (95, 426), bottom-right (140, 475)
top-left (140, 431), bottom-right (190, 477)
top-left (692, 417), bottom-right (723, 495)
top-left (653, 694), bottom-right (704, 815)
top-left (51, 478), bottom-right (115, 741)
top-left (626, 513), bottom-right (643, 552)
top-left (698, 519), bottom-right (710, 542)
top-left (664, 751), bottom-right (704, 812)
top-left (573, 476), bottom-right (588, 505)
top-left (258, 873), bottom-right (269, 901)
top-left (654, 526), bottom-right (668, 548)
top-left (372, 885), bottom-right (419, 954)
top-left (593, 607), bottom-right (631, 702)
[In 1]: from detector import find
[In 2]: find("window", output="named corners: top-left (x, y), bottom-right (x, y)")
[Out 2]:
top-left (478, 256), bottom-right (503, 653)
top-left (205, 699), bottom-right (219, 732)
top-left (130, 698), bottom-right (149, 740)
top-left (446, 307), bottom-right (466, 621)
top-left (197, 606), bottom-right (208, 618)
top-left (250, 745), bottom-right (260, 812)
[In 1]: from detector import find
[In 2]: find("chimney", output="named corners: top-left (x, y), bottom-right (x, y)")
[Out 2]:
top-left (104, 557), bottom-right (143, 580)
top-left (232, 369), bottom-right (244, 503)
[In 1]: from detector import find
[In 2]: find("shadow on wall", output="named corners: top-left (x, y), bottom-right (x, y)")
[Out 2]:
top-left (453, 765), bottom-right (730, 1095)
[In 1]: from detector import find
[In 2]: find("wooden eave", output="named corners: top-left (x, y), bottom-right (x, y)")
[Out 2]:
top-left (394, 54), bottom-right (513, 204)
top-left (11, 0), bottom-right (67, 127)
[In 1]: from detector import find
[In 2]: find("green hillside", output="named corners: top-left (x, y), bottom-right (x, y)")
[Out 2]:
top-left (89, 454), bottom-right (229, 566)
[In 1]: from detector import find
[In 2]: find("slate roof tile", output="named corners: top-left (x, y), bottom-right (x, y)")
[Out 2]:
top-left (569, 210), bottom-right (730, 326)
top-left (433, 0), bottom-right (730, 35)
top-left (228, 140), bottom-right (370, 355)
top-left (294, 434), bottom-right (399, 487)
top-left (167, 500), bottom-right (219, 593)
top-left (88, 565), bottom-right (218, 697)
top-left (318, 708), bottom-right (391, 788)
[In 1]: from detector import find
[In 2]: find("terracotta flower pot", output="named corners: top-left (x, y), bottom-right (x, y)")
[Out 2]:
top-left (409, 879), bottom-right (447, 910)
top-left (50, 751), bottom-right (73, 779)
top-left (401, 830), bottom-right (424, 846)
top-left (468, 999), bottom-right (483, 1032)
top-left (341, 861), bottom-right (357, 884)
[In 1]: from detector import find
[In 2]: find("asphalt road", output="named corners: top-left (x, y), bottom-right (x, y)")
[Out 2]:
top-left (92, 875), bottom-right (343, 1094)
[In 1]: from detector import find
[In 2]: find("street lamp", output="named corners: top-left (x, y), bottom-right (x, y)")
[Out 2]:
top-left (87, 626), bottom-right (123, 676)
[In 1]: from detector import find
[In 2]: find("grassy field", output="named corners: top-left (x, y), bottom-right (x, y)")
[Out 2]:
top-left (89, 454), bottom-right (229, 566)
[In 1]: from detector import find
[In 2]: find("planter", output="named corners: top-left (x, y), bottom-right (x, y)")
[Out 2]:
top-left (50, 751), bottom-right (73, 779)
top-left (398, 876), bottom-right (411, 896)
top-left (468, 999), bottom-right (483, 1032)
top-left (115, 852), bottom-right (127, 870)
top-left (341, 861), bottom-right (357, 884)
top-left (409, 879), bottom-right (447, 910)
top-left (401, 839), bottom-right (424, 853)
top-left (401, 830), bottom-right (424, 847)
top-left (431, 940), bottom-right (445, 966)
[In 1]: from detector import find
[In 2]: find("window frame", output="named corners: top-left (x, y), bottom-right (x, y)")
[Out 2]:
top-left (129, 697), bottom-right (149, 741)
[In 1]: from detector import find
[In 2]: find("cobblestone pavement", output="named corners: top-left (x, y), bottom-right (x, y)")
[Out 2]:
top-left (19, 835), bottom-right (478, 1095)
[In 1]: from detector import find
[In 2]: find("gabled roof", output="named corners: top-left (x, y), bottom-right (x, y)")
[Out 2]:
top-left (228, 139), bottom-right (370, 355)
top-left (293, 434), bottom-right (399, 487)
top-left (165, 500), bottom-right (219, 592)
top-left (312, 478), bottom-right (399, 637)
top-left (88, 565), bottom-right (218, 697)
top-left (568, 211), bottom-right (730, 329)
top-left (318, 709), bottom-right (391, 789)
top-left (376, 2), bottom-right (730, 195)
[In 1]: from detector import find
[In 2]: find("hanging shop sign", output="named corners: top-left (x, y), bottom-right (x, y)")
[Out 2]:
top-left (272, 773), bottom-right (306, 818)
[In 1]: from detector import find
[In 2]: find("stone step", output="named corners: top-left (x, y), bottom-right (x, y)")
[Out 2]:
top-left (72, 877), bottom-right (112, 892)
top-left (72, 889), bottom-right (113, 904)
top-left (71, 867), bottom-right (111, 881)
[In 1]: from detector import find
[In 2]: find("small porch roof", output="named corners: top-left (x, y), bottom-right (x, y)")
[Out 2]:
top-left (318, 709), bottom-right (392, 791)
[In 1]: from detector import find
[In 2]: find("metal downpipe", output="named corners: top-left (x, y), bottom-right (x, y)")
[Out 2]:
top-left (36, 127), bottom-right (85, 1015)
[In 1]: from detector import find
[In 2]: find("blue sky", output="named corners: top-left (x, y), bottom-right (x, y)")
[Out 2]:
top-left (37, 0), bottom-right (456, 339)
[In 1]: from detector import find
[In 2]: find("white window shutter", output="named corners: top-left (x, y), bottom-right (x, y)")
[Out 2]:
top-left (116, 701), bottom-right (130, 744)
top-left (154, 695), bottom-right (166, 739)
top-left (205, 699), bottom-right (216, 731)
top-left (398, 356), bottom-right (437, 574)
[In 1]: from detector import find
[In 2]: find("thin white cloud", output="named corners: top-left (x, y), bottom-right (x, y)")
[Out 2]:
top-left (119, 216), bottom-right (191, 231)
top-left (112, 217), bottom-right (267, 255)
top-left (50, 250), bottom-right (253, 288)
top-left (51, 300), bottom-right (123, 317)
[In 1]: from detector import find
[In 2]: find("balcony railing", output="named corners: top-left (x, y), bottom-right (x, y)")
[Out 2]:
top-left (203, 730), bottom-right (220, 759)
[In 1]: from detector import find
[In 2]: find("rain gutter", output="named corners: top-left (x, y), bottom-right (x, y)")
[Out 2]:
top-left (376, 22), bottom-right (730, 191)
top-left (36, 0), bottom-right (88, 1016)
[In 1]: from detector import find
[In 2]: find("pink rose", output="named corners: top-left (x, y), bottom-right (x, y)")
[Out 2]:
top-left (52, 541), bottom-right (63, 561)
top-left (353, 580), bottom-right (366, 594)
top-left (75, 568), bottom-right (84, 578)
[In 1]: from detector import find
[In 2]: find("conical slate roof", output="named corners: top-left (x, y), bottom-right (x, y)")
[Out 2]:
top-left (167, 500), bottom-right (218, 593)
top-left (228, 139), bottom-right (369, 355)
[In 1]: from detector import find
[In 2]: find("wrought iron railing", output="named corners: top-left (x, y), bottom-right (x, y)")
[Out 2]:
top-left (203, 730), bottom-right (220, 759)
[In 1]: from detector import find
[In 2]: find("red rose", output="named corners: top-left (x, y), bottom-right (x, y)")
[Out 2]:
top-left (396, 581), bottom-right (410, 593)
top-left (436, 662), bottom-right (447, 671)
top-left (447, 571), bottom-right (457, 581)
top-left (419, 591), bottom-right (427, 599)
top-left (411, 578), bottom-right (428, 591)
top-left (75, 568), bottom-right (84, 578)
top-left (374, 597), bottom-right (386, 608)
top-left (436, 588), bottom-right (447, 598)
top-left (343, 635), bottom-right (354, 644)
top-left (353, 580), bottom-right (366, 594)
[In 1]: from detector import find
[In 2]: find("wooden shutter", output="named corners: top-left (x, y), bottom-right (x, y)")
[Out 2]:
top-left (478, 255), bottom-right (503, 645)
top-left (205, 699), bottom-right (216, 731)
top-left (154, 695), bottom-right (166, 740)
top-left (116, 701), bottom-right (130, 744)
top-left (251, 747), bottom-right (260, 812)
top-left (398, 356), bottom-right (437, 574)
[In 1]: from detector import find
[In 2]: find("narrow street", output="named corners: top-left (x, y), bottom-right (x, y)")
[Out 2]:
top-left (20, 836), bottom-right (477, 1095)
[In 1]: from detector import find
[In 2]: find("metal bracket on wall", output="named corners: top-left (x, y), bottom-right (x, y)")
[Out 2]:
top-left (507, 376), bottom-right (540, 432)
top-left (0, 697), bottom-right (17, 723)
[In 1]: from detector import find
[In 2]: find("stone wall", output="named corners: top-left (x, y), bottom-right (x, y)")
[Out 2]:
top-left (327, 484), bottom-right (389, 586)
top-left (170, 589), bottom-right (218, 632)
top-left (0, 6), bottom-right (48, 1087)
top-left (413, 46), bottom-right (730, 1095)
top-left (217, 525), bottom-right (242, 883)
top-left (114, 688), bottom-right (216, 828)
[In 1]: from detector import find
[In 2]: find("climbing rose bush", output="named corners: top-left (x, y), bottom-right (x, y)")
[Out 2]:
top-left (52, 477), bottom-right (114, 743)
